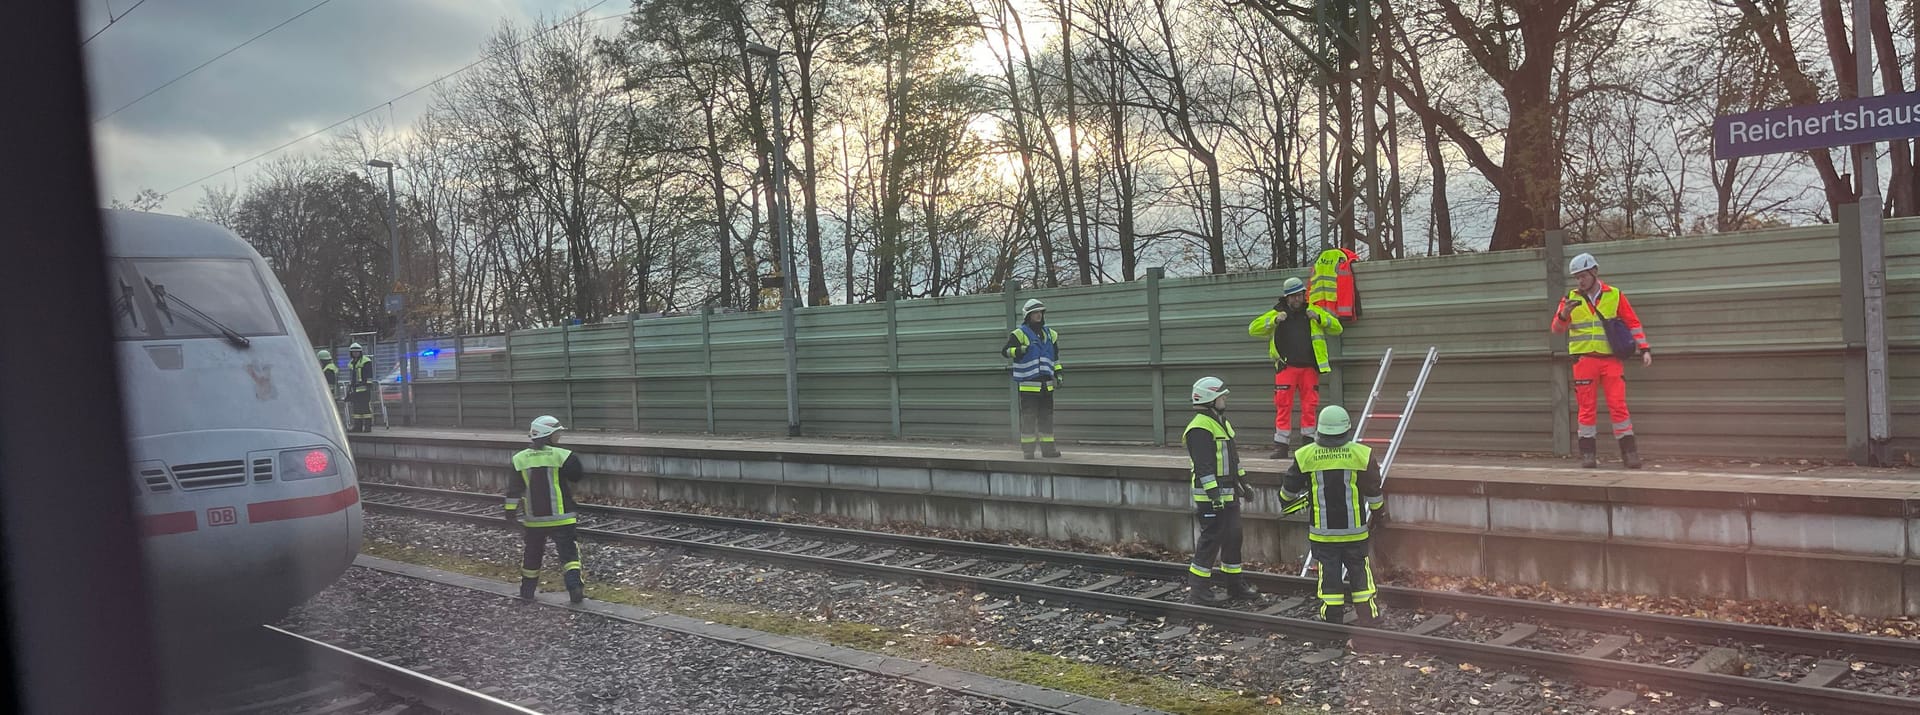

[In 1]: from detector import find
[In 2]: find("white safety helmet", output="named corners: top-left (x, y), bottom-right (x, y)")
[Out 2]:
top-left (1021, 298), bottom-right (1046, 318)
top-left (1190, 376), bottom-right (1230, 405)
top-left (529, 415), bottom-right (566, 440)
top-left (1282, 276), bottom-right (1307, 296)
top-left (349, 342), bottom-right (364, 352)
top-left (1568, 253), bottom-right (1598, 277)
top-left (1318, 405), bottom-right (1352, 436)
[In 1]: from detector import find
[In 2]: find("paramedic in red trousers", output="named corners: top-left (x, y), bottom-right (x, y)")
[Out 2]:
top-left (1003, 298), bottom-right (1063, 459)
top-left (1249, 277), bottom-right (1344, 459)
top-left (1552, 253), bottom-right (1652, 469)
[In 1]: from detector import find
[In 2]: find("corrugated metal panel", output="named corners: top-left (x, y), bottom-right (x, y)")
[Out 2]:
top-left (567, 323), bottom-right (631, 379)
top-left (403, 220), bottom-right (1920, 459)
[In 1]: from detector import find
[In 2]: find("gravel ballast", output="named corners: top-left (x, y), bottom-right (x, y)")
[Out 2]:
top-left (280, 566), bottom-right (1046, 715)
top-left (351, 509), bottom-right (1855, 714)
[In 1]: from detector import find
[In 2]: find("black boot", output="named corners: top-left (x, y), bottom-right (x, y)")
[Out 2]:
top-left (1186, 572), bottom-right (1224, 605)
top-left (1268, 442), bottom-right (1290, 460)
top-left (1041, 442), bottom-right (1062, 458)
top-left (1353, 600), bottom-right (1383, 628)
top-left (1579, 437), bottom-right (1597, 468)
top-left (564, 570), bottom-right (585, 604)
top-left (1224, 573), bottom-right (1260, 601)
top-left (1319, 604), bottom-right (1345, 624)
top-left (519, 577), bottom-right (538, 601)
top-left (1022, 443), bottom-right (1037, 460)
top-left (1619, 435), bottom-right (1643, 470)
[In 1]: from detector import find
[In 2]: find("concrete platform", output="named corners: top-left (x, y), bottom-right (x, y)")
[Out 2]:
top-left (349, 428), bottom-right (1920, 617)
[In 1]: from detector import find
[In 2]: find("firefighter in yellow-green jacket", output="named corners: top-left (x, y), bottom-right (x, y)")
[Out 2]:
top-left (506, 415), bottom-right (588, 604)
top-left (346, 343), bottom-right (376, 433)
top-left (1249, 277), bottom-right (1343, 459)
top-left (1183, 377), bottom-right (1260, 605)
top-left (1282, 405), bottom-right (1386, 626)
top-left (1003, 298), bottom-right (1063, 459)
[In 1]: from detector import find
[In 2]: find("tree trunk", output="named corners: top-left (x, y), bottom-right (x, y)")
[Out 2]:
top-left (1489, 12), bottom-right (1562, 251)
top-left (1870, 1), bottom-right (1916, 215)
top-left (701, 105), bottom-right (735, 308)
top-left (1059, 0), bottom-right (1093, 285)
top-left (783, 0), bottom-right (832, 305)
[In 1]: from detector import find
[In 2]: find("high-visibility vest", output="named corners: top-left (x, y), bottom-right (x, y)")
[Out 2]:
top-left (1250, 305), bottom-right (1341, 374)
top-left (349, 355), bottom-right (374, 386)
top-left (1566, 286), bottom-right (1623, 356)
top-left (1182, 412), bottom-right (1243, 503)
top-left (1290, 441), bottom-right (1379, 543)
top-left (508, 446), bottom-right (577, 527)
top-left (1007, 324), bottom-right (1060, 389)
top-left (1309, 248), bottom-right (1360, 322)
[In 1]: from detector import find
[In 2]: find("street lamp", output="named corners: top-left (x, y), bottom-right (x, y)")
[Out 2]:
top-left (746, 41), bottom-right (802, 437)
top-left (366, 159), bottom-right (412, 424)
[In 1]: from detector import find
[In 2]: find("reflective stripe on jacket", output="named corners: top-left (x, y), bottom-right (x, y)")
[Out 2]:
top-left (1183, 411), bottom-right (1244, 503)
top-left (508, 446), bottom-right (578, 527)
top-left (1005, 324), bottom-right (1060, 386)
top-left (1248, 305), bottom-right (1342, 373)
top-left (1282, 441), bottom-right (1382, 542)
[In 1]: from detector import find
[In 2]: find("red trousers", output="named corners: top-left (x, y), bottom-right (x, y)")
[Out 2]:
top-left (1573, 355), bottom-right (1633, 439)
top-left (1273, 366), bottom-right (1321, 439)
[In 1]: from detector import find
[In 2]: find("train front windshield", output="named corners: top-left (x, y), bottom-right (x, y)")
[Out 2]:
top-left (108, 257), bottom-right (285, 341)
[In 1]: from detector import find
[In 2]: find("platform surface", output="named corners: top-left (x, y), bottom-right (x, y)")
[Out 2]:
top-left (353, 427), bottom-right (1920, 501)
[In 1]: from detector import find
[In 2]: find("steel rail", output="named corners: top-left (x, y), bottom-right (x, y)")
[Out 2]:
top-left (365, 483), bottom-right (1920, 665)
top-left (260, 625), bottom-right (542, 715)
top-left (364, 487), bottom-right (1920, 714)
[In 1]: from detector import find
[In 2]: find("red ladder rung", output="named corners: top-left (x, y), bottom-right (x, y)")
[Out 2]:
top-left (1367, 412), bottom-right (1401, 420)
top-left (1358, 437), bottom-right (1392, 444)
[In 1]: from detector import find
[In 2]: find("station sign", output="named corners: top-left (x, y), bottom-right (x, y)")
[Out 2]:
top-left (1714, 89), bottom-right (1920, 159)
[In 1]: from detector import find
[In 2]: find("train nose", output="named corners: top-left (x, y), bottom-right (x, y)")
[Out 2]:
top-left (131, 430), bottom-right (361, 631)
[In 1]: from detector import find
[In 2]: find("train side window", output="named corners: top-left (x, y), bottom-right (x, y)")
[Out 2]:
top-left (125, 258), bottom-right (285, 339)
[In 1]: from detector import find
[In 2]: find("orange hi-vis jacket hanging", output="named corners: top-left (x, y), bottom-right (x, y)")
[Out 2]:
top-left (1309, 248), bottom-right (1360, 322)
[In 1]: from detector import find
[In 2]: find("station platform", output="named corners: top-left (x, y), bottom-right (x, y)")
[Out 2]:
top-left (347, 428), bottom-right (1920, 617)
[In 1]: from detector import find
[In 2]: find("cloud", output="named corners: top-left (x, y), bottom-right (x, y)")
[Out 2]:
top-left (83, 0), bottom-right (547, 210)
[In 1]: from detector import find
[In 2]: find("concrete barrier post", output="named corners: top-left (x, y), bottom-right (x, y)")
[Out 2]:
top-left (1146, 267), bottom-right (1166, 445)
top-left (886, 290), bottom-right (902, 438)
top-left (1005, 280), bottom-right (1022, 444)
top-left (1839, 204), bottom-right (1872, 465)
top-left (1545, 229), bottom-right (1569, 457)
top-left (702, 305), bottom-right (715, 433)
top-left (453, 333), bottom-right (465, 428)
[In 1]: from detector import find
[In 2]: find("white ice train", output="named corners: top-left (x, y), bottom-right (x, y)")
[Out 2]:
top-left (105, 210), bottom-right (362, 633)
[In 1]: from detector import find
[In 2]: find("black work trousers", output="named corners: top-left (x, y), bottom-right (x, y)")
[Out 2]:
top-left (347, 385), bottom-right (373, 420)
top-left (1310, 538), bottom-right (1377, 621)
top-left (521, 524), bottom-right (582, 580)
top-left (1017, 386), bottom-right (1055, 445)
top-left (1188, 500), bottom-right (1243, 577)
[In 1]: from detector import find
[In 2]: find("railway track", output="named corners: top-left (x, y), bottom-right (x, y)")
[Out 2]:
top-left (363, 482), bottom-right (1920, 714)
top-left (162, 623), bottom-right (542, 715)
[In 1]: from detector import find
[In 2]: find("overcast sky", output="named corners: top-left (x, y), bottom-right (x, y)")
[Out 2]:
top-left (82, 0), bottom-right (556, 212)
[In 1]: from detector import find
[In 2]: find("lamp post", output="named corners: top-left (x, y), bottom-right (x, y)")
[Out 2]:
top-left (747, 41), bottom-right (801, 437)
top-left (366, 159), bottom-right (411, 424)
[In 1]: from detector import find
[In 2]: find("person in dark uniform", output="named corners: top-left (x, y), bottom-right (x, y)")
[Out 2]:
top-left (1281, 405), bottom-right (1386, 626)
top-left (1183, 376), bottom-right (1260, 605)
top-left (505, 415), bottom-right (587, 604)
top-left (1002, 298), bottom-right (1063, 459)
top-left (346, 343), bottom-right (375, 433)
top-left (318, 349), bottom-right (341, 424)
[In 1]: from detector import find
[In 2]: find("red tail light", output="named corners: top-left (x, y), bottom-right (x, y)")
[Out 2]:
top-left (303, 449), bottom-right (330, 474)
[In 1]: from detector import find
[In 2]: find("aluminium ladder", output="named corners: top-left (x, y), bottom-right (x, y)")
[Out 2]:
top-left (1296, 346), bottom-right (1441, 577)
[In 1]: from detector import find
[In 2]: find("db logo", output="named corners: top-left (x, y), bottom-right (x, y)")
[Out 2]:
top-left (207, 506), bottom-right (239, 527)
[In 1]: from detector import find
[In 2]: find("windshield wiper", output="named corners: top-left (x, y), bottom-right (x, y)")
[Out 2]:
top-left (147, 278), bottom-right (250, 348)
top-left (114, 279), bottom-right (140, 330)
